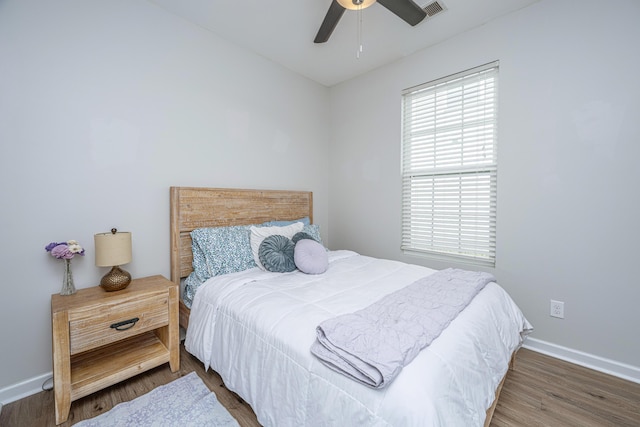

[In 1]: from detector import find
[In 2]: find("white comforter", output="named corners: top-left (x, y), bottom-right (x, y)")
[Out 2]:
top-left (185, 251), bottom-right (532, 427)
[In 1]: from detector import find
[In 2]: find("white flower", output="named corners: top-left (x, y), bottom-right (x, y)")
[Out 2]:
top-left (67, 240), bottom-right (79, 245)
top-left (68, 244), bottom-right (84, 253)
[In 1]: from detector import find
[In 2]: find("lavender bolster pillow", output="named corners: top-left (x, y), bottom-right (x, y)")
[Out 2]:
top-left (294, 239), bottom-right (328, 274)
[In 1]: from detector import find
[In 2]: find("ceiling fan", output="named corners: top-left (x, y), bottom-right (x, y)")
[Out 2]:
top-left (314, 0), bottom-right (427, 43)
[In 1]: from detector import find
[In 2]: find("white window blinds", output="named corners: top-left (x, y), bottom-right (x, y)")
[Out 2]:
top-left (401, 62), bottom-right (498, 266)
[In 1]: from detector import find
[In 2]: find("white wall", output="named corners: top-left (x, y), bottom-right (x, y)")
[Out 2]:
top-left (0, 0), bottom-right (329, 398)
top-left (2, 0), bottom-right (639, 404)
top-left (328, 0), bottom-right (640, 373)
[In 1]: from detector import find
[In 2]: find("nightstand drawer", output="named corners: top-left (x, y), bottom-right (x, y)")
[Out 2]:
top-left (69, 293), bottom-right (169, 355)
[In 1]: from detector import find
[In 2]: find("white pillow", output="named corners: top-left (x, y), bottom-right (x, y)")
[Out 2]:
top-left (250, 222), bottom-right (304, 270)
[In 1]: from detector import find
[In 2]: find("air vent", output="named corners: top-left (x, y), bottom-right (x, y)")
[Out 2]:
top-left (423, 1), bottom-right (446, 18)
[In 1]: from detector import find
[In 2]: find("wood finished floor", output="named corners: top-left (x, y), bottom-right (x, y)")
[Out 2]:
top-left (1, 346), bottom-right (639, 426)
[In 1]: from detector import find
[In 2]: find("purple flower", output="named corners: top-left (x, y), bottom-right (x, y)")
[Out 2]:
top-left (45, 242), bottom-right (64, 252)
top-left (51, 244), bottom-right (74, 259)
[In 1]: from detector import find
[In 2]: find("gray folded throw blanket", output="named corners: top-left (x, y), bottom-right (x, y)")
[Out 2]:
top-left (310, 268), bottom-right (495, 389)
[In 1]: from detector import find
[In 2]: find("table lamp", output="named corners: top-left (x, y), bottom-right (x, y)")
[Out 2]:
top-left (94, 228), bottom-right (132, 292)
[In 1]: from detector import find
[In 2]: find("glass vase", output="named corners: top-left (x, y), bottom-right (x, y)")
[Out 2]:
top-left (60, 258), bottom-right (76, 296)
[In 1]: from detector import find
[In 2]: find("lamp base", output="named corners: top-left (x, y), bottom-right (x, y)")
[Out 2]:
top-left (100, 265), bottom-right (132, 292)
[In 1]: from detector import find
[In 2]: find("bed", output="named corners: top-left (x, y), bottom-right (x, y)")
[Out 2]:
top-left (169, 186), bottom-right (532, 427)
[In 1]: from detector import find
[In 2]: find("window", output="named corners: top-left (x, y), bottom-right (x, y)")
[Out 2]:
top-left (401, 62), bottom-right (498, 267)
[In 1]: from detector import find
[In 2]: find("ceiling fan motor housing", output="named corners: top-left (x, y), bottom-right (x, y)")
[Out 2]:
top-left (337, 0), bottom-right (376, 10)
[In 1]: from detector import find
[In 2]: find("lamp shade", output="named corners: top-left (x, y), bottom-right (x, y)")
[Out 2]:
top-left (94, 231), bottom-right (132, 267)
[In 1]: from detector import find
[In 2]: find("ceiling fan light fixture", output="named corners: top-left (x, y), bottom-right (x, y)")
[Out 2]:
top-left (336, 0), bottom-right (376, 11)
top-left (315, 0), bottom-right (426, 44)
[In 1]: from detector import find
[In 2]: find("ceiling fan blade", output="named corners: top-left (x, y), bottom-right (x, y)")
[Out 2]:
top-left (314, 0), bottom-right (346, 43)
top-left (377, 0), bottom-right (426, 26)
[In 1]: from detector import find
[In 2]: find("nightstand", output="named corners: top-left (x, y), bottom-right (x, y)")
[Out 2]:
top-left (51, 275), bottom-right (180, 425)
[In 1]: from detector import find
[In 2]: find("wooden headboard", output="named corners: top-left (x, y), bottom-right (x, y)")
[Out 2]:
top-left (169, 187), bottom-right (313, 286)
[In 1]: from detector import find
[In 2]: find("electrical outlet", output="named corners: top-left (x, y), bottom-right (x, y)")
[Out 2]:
top-left (550, 300), bottom-right (564, 319)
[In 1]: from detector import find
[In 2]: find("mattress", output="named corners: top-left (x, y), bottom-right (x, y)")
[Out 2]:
top-left (185, 251), bottom-right (532, 426)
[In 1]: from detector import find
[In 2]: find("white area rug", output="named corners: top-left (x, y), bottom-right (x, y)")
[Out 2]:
top-left (75, 372), bottom-right (239, 426)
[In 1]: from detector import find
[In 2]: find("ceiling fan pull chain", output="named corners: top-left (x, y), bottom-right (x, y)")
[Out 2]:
top-left (356, 5), bottom-right (363, 58)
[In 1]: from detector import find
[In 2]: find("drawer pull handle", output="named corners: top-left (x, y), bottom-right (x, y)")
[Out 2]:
top-left (110, 317), bottom-right (140, 331)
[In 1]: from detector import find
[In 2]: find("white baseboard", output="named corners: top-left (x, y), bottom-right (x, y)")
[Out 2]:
top-left (0, 372), bottom-right (52, 406)
top-left (524, 338), bottom-right (640, 384)
top-left (2, 339), bottom-right (639, 405)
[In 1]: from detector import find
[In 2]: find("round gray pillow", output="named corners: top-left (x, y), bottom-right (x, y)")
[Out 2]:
top-left (258, 235), bottom-right (296, 273)
top-left (292, 231), bottom-right (316, 244)
top-left (294, 239), bottom-right (328, 274)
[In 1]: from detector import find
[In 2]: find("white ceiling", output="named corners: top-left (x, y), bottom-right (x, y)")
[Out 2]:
top-left (147, 0), bottom-right (538, 87)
